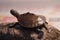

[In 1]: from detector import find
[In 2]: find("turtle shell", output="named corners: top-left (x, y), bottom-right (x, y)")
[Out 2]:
top-left (18, 12), bottom-right (46, 28)
top-left (10, 9), bottom-right (46, 28)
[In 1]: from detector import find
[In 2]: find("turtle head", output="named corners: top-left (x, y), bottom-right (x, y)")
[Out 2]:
top-left (10, 9), bottom-right (20, 18)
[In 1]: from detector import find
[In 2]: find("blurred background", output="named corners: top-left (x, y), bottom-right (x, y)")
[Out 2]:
top-left (0, 0), bottom-right (60, 30)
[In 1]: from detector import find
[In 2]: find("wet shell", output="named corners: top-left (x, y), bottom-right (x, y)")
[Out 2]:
top-left (10, 9), bottom-right (47, 28)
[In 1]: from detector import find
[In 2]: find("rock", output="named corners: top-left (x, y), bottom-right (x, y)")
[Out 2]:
top-left (41, 25), bottom-right (60, 40)
top-left (0, 23), bottom-right (60, 40)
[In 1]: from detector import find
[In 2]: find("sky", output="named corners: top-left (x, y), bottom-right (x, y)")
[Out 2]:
top-left (0, 0), bottom-right (60, 16)
top-left (0, 0), bottom-right (60, 30)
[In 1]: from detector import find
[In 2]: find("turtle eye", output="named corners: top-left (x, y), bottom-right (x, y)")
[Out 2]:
top-left (38, 17), bottom-right (44, 25)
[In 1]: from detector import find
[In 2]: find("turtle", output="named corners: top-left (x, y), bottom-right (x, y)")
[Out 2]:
top-left (10, 9), bottom-right (48, 31)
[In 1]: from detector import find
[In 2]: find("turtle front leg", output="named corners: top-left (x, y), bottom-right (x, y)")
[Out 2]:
top-left (43, 22), bottom-right (49, 33)
top-left (37, 22), bottom-right (49, 33)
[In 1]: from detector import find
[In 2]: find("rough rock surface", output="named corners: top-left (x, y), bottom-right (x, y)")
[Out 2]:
top-left (0, 23), bottom-right (60, 40)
